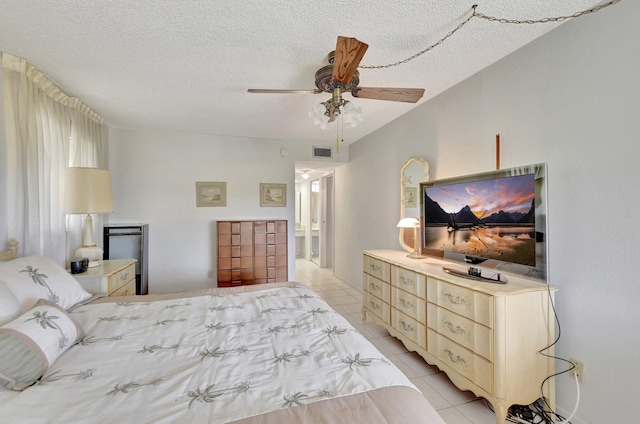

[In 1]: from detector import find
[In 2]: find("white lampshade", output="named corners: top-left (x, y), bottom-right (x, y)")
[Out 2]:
top-left (396, 217), bottom-right (420, 228)
top-left (65, 167), bottom-right (114, 267)
top-left (65, 168), bottom-right (114, 214)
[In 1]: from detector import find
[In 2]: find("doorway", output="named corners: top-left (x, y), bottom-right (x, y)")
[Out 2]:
top-left (320, 174), bottom-right (334, 269)
top-left (310, 179), bottom-right (320, 264)
top-left (296, 166), bottom-right (335, 270)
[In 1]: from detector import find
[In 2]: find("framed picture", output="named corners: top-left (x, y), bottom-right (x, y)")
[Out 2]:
top-left (404, 187), bottom-right (417, 208)
top-left (260, 183), bottom-right (286, 207)
top-left (196, 181), bottom-right (227, 207)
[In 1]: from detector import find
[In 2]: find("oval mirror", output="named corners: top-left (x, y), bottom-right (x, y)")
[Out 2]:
top-left (399, 156), bottom-right (429, 253)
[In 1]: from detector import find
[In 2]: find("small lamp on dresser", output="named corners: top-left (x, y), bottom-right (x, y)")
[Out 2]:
top-left (396, 217), bottom-right (421, 259)
top-left (65, 167), bottom-right (114, 267)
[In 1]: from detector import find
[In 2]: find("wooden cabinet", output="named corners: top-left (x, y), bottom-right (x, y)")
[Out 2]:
top-left (362, 250), bottom-right (557, 424)
top-left (72, 259), bottom-right (137, 296)
top-left (217, 220), bottom-right (287, 287)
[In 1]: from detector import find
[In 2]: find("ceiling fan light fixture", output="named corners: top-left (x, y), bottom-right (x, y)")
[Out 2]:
top-left (343, 102), bottom-right (363, 129)
top-left (309, 101), bottom-right (332, 129)
top-left (309, 96), bottom-right (362, 130)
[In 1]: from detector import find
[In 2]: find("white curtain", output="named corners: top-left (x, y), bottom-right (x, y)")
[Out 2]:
top-left (2, 52), bottom-right (107, 264)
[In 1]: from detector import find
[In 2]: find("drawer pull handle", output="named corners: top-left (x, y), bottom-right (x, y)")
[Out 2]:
top-left (444, 348), bottom-right (467, 368)
top-left (120, 273), bottom-right (128, 281)
top-left (400, 298), bottom-right (414, 309)
top-left (370, 301), bottom-right (381, 311)
top-left (369, 282), bottom-right (381, 292)
top-left (443, 292), bottom-right (469, 309)
top-left (400, 276), bottom-right (414, 286)
top-left (370, 264), bottom-right (381, 272)
top-left (443, 320), bottom-right (469, 339)
top-left (400, 320), bottom-right (414, 333)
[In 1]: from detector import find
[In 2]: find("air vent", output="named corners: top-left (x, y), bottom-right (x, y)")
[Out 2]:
top-left (312, 146), bottom-right (333, 158)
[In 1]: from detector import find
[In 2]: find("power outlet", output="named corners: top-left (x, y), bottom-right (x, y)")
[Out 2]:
top-left (207, 270), bottom-right (213, 279)
top-left (569, 358), bottom-right (584, 383)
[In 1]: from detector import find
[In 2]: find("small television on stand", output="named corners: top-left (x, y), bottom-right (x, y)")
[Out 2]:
top-left (419, 163), bottom-right (548, 284)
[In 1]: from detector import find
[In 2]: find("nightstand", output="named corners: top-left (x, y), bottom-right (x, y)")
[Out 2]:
top-left (72, 259), bottom-right (137, 296)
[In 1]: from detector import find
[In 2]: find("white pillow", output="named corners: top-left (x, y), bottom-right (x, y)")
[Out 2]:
top-left (0, 255), bottom-right (91, 312)
top-left (0, 299), bottom-right (84, 390)
top-left (0, 281), bottom-right (20, 326)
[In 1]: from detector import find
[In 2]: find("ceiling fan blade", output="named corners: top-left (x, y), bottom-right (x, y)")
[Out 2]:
top-left (332, 36), bottom-right (368, 84)
top-left (247, 89), bottom-right (322, 94)
top-left (351, 87), bottom-right (425, 103)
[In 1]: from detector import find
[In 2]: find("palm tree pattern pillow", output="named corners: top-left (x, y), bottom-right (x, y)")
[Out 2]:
top-left (0, 299), bottom-right (84, 390)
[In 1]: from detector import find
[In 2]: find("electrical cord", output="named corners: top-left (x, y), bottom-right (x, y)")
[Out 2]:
top-left (536, 283), bottom-right (580, 423)
top-left (483, 282), bottom-right (580, 424)
top-left (556, 371), bottom-right (580, 424)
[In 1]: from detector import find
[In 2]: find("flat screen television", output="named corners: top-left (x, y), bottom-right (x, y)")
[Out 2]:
top-left (420, 163), bottom-right (548, 283)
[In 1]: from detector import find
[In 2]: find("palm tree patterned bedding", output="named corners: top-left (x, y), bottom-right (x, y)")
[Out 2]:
top-left (0, 282), bottom-right (444, 423)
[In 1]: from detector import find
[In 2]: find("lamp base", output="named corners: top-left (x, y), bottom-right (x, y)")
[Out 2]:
top-left (75, 245), bottom-right (103, 268)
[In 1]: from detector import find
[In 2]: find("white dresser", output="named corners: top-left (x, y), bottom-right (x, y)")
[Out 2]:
top-left (362, 250), bottom-right (557, 424)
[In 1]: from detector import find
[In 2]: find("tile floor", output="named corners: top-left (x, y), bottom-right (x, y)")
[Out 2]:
top-left (295, 258), bottom-right (497, 424)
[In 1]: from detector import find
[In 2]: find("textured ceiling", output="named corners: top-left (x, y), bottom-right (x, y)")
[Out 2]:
top-left (1, 1), bottom-right (602, 149)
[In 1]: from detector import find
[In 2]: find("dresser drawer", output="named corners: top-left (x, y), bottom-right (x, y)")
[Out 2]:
top-left (109, 279), bottom-right (136, 297)
top-left (428, 329), bottom-right (492, 394)
top-left (363, 255), bottom-right (390, 283)
top-left (108, 263), bottom-right (135, 294)
top-left (391, 266), bottom-right (426, 299)
top-left (363, 290), bottom-right (390, 324)
top-left (363, 273), bottom-right (390, 303)
top-left (427, 278), bottom-right (492, 327)
top-left (392, 308), bottom-right (426, 349)
top-left (428, 304), bottom-right (492, 361)
top-left (391, 288), bottom-right (426, 325)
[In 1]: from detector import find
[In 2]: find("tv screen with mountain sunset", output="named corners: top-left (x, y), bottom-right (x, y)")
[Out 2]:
top-left (423, 173), bottom-right (536, 267)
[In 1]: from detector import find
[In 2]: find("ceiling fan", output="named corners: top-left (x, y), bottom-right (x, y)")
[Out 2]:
top-left (247, 36), bottom-right (425, 125)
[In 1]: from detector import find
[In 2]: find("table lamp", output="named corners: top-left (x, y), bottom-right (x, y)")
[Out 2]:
top-left (397, 217), bottom-right (421, 259)
top-left (65, 167), bottom-right (114, 267)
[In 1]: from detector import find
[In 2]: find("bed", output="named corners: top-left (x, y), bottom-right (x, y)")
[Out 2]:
top-left (0, 242), bottom-right (444, 423)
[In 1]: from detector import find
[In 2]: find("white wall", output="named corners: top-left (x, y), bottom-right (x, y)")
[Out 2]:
top-left (0, 60), bottom-right (7, 245)
top-left (334, 2), bottom-right (639, 423)
top-left (108, 127), bottom-right (346, 293)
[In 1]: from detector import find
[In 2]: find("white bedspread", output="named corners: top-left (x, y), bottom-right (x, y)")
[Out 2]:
top-left (0, 283), bottom-right (417, 423)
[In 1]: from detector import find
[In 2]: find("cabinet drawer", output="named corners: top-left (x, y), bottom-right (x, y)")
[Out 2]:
top-left (363, 274), bottom-right (390, 303)
top-left (109, 279), bottom-right (136, 297)
top-left (363, 255), bottom-right (390, 283)
top-left (427, 278), bottom-right (492, 327)
top-left (391, 288), bottom-right (426, 325)
top-left (391, 309), bottom-right (426, 349)
top-left (391, 266), bottom-right (426, 299)
top-left (428, 304), bottom-right (492, 361)
top-left (108, 263), bottom-right (135, 294)
top-left (428, 329), bottom-right (492, 394)
top-left (363, 290), bottom-right (390, 324)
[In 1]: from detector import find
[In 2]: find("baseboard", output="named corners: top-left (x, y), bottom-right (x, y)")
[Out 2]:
top-left (332, 271), bottom-right (362, 293)
top-left (555, 406), bottom-right (589, 424)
